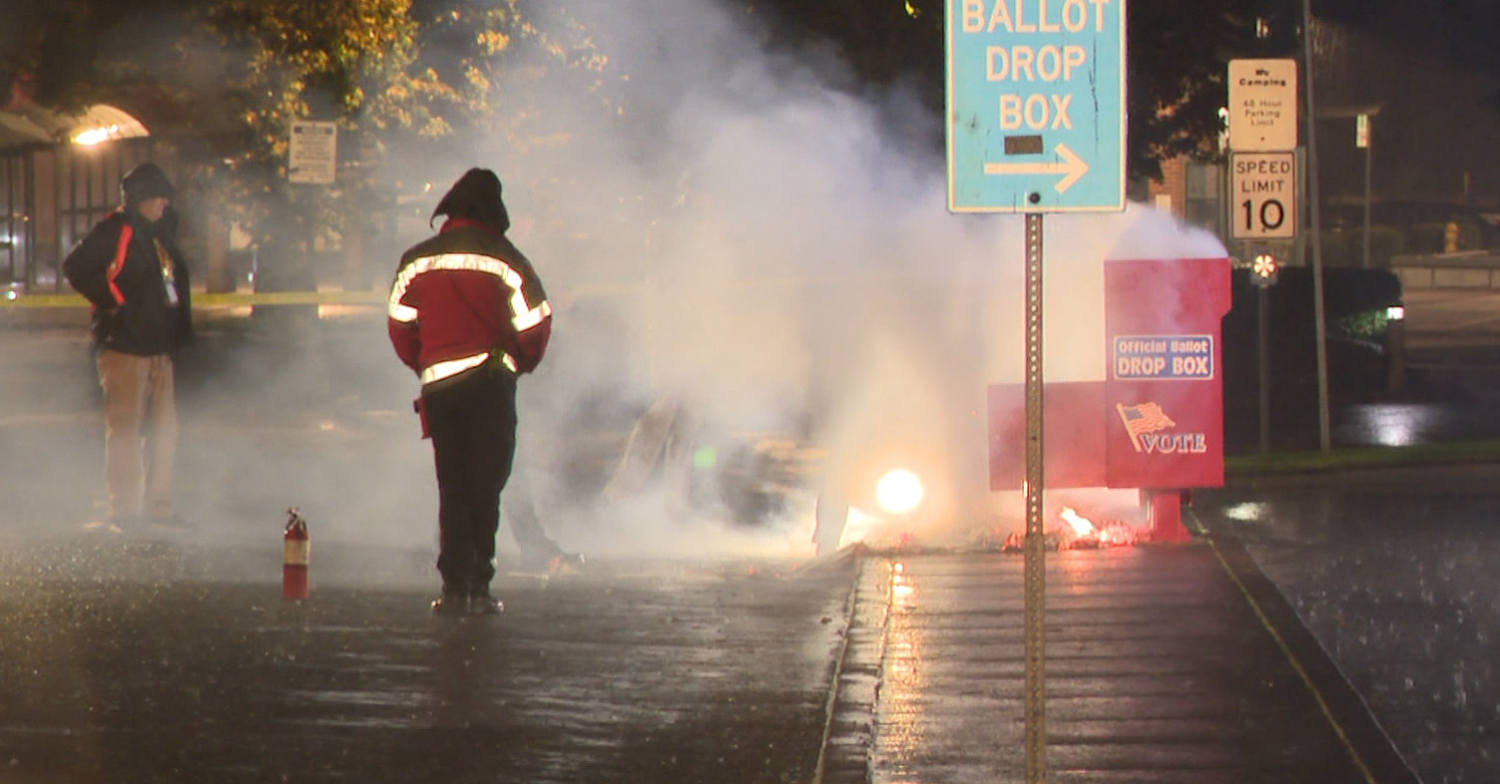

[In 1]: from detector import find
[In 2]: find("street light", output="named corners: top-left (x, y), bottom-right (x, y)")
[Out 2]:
top-left (66, 104), bottom-right (149, 147)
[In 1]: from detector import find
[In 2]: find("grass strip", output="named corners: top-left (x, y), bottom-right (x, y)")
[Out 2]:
top-left (1228, 438), bottom-right (1500, 476)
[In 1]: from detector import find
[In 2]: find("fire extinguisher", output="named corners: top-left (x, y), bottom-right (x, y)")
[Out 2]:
top-left (283, 507), bottom-right (310, 600)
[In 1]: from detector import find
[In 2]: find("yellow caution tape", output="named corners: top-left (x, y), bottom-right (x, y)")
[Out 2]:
top-left (0, 293), bottom-right (87, 308)
top-left (1, 280), bottom-right (690, 309)
top-left (0, 290), bottom-right (387, 308)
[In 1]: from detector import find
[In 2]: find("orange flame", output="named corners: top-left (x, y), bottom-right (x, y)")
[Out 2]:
top-left (1060, 506), bottom-right (1095, 536)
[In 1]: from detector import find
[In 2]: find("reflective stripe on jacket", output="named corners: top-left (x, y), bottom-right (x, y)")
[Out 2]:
top-left (387, 223), bottom-right (551, 386)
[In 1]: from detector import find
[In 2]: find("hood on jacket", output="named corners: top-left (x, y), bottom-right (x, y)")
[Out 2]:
top-left (430, 168), bottom-right (510, 234)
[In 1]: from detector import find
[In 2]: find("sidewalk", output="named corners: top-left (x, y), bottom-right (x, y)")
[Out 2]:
top-left (819, 539), bottom-right (1422, 784)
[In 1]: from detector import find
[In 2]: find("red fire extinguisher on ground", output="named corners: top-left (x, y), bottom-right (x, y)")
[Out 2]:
top-left (283, 508), bottom-right (310, 600)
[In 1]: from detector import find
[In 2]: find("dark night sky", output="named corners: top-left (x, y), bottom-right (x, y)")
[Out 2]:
top-left (1319, 0), bottom-right (1500, 74)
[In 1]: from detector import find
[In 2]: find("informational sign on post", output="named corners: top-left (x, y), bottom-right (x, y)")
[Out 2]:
top-left (1230, 151), bottom-right (1297, 239)
top-left (1227, 59), bottom-right (1297, 152)
top-left (288, 121), bottom-right (337, 185)
top-left (946, 0), bottom-right (1127, 212)
top-left (946, 4), bottom-right (1128, 784)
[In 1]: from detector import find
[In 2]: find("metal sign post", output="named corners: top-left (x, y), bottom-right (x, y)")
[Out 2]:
top-left (1021, 212), bottom-right (1046, 781)
top-left (1228, 96), bottom-right (1298, 454)
top-left (946, 2), bottom-right (1127, 781)
top-left (1229, 50), bottom-right (1328, 451)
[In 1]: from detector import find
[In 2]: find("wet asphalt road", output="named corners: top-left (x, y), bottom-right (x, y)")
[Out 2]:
top-left (0, 535), bottom-right (852, 784)
top-left (1197, 466), bottom-right (1500, 784)
top-left (6, 299), bottom-right (1500, 783)
top-left (0, 314), bottom-right (865, 783)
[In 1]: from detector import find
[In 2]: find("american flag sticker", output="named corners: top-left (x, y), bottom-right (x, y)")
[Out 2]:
top-left (1116, 402), bottom-right (1176, 452)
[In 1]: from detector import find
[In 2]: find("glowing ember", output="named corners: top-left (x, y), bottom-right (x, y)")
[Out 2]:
top-left (1095, 520), bottom-right (1138, 547)
top-left (991, 507), bottom-right (1139, 552)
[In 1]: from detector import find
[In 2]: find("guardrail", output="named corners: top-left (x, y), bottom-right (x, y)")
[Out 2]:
top-left (1390, 250), bottom-right (1500, 289)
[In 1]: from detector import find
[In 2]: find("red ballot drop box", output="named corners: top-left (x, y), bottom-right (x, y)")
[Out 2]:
top-left (989, 257), bottom-right (1232, 541)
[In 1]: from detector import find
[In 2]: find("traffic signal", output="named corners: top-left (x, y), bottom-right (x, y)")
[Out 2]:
top-left (1251, 252), bottom-right (1279, 287)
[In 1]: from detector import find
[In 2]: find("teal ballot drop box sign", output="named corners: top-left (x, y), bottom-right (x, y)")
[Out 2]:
top-left (946, 0), bottom-right (1127, 213)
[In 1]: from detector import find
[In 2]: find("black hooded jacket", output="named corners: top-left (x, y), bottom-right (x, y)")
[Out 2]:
top-left (63, 207), bottom-right (193, 356)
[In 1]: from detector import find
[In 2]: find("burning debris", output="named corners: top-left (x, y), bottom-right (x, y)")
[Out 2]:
top-left (991, 506), bottom-right (1139, 552)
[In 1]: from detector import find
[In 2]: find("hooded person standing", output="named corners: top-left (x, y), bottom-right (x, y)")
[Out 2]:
top-left (63, 162), bottom-right (193, 531)
top-left (387, 168), bottom-right (553, 615)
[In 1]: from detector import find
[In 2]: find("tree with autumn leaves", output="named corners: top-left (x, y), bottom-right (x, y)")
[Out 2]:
top-left (187, 0), bottom-right (612, 287)
top-left (1, 0), bottom-right (608, 288)
top-left (1, 0), bottom-right (1295, 282)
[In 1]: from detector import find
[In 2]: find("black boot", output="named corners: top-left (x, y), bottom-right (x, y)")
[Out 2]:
top-left (431, 586), bottom-right (468, 617)
top-left (468, 583), bottom-right (503, 616)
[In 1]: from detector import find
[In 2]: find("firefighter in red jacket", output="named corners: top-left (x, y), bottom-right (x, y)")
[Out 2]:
top-left (387, 168), bottom-right (552, 615)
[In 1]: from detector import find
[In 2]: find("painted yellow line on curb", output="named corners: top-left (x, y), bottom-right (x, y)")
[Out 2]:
top-left (1184, 508), bottom-right (1381, 784)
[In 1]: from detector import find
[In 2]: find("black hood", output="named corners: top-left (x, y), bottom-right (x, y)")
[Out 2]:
top-left (121, 162), bottom-right (174, 206)
top-left (430, 168), bottom-right (510, 234)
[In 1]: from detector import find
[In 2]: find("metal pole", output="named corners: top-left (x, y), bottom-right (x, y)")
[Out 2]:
top-left (1258, 283), bottom-right (1271, 453)
top-left (53, 147), bottom-right (65, 292)
top-left (1023, 212), bottom-right (1046, 784)
top-left (1362, 122), bottom-right (1373, 269)
top-left (1301, 0), bottom-right (1332, 452)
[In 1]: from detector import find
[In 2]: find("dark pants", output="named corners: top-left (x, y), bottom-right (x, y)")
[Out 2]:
top-left (423, 364), bottom-right (517, 593)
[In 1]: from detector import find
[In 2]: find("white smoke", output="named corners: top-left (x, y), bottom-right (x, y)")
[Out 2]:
top-left (253, 0), bottom-right (1227, 562)
top-left (4, 0), bottom-right (1228, 572)
top-left (447, 0), bottom-right (1228, 557)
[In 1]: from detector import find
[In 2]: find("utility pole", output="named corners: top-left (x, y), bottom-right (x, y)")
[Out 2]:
top-left (1301, 0), bottom-right (1331, 453)
top-left (1359, 112), bottom-right (1373, 269)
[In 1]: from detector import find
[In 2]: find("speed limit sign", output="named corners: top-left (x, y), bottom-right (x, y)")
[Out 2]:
top-left (1230, 152), bottom-right (1297, 239)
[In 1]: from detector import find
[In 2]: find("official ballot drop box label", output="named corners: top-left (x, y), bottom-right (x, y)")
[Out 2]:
top-left (1113, 334), bottom-right (1215, 380)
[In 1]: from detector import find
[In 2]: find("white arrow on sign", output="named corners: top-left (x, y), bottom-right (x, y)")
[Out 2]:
top-left (982, 144), bottom-right (1089, 194)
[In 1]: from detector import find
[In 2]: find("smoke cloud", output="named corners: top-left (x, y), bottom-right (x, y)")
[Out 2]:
top-left (4, 0), bottom-right (1228, 574)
